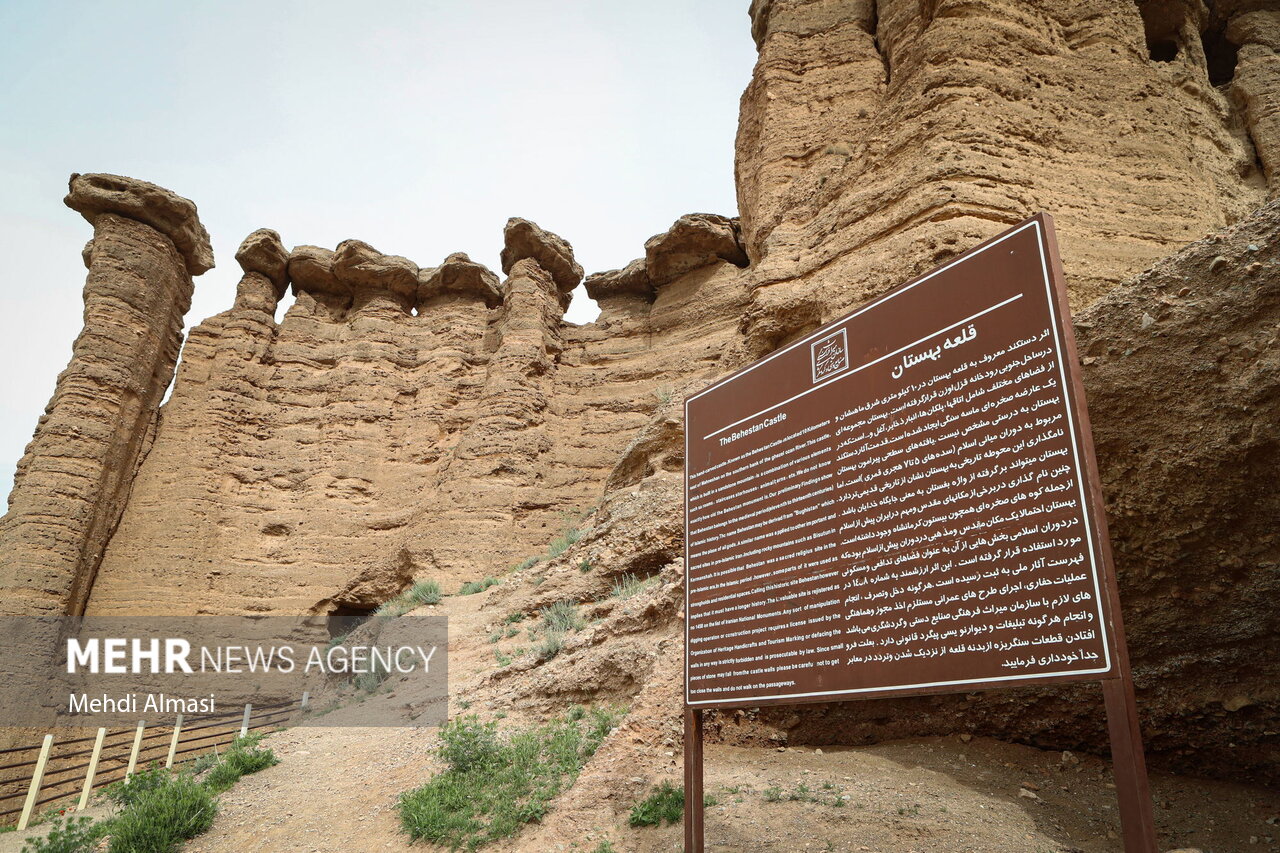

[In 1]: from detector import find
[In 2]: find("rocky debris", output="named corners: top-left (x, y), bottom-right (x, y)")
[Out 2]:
top-left (332, 239), bottom-right (418, 312)
top-left (235, 228), bottom-right (289, 292)
top-left (500, 218), bottom-right (583, 304)
top-left (63, 172), bottom-right (214, 275)
top-left (644, 213), bottom-right (747, 288)
top-left (417, 252), bottom-right (503, 307)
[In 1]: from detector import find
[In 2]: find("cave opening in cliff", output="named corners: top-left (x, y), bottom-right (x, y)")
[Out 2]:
top-left (1201, 25), bottom-right (1240, 88)
top-left (1147, 37), bottom-right (1180, 63)
top-left (328, 603), bottom-right (374, 638)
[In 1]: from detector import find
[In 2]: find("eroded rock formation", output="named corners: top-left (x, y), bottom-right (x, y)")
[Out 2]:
top-left (0, 174), bottom-right (208, 696)
top-left (72, 213), bottom-right (749, 645)
top-left (736, 0), bottom-right (1267, 356)
top-left (1, 0), bottom-right (1279, 793)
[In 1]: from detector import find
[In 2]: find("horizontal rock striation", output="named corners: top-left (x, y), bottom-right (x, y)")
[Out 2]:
top-left (76, 218), bottom-right (750, 644)
top-left (0, 174), bottom-right (207, 703)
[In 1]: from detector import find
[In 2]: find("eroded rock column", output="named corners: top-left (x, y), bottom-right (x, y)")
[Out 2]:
top-left (0, 173), bottom-right (209, 677)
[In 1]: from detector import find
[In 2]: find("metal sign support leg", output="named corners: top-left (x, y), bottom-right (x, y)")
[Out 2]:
top-left (683, 707), bottom-right (704, 853)
top-left (1103, 674), bottom-right (1159, 852)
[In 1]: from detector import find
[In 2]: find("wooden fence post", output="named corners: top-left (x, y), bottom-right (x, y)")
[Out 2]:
top-left (300, 691), bottom-right (309, 709)
top-left (240, 704), bottom-right (252, 739)
top-left (77, 728), bottom-right (106, 811)
top-left (165, 715), bottom-right (183, 769)
top-left (125, 720), bottom-right (145, 782)
top-left (17, 734), bottom-right (53, 831)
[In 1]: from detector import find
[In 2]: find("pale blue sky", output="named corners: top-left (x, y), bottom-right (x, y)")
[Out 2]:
top-left (0, 0), bottom-right (756, 499)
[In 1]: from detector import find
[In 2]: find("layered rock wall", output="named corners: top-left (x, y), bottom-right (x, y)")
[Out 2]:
top-left (77, 217), bottom-right (750, 639)
top-left (2, 0), bottom-right (1279, 786)
top-left (0, 175), bottom-right (207, 689)
top-left (736, 0), bottom-right (1267, 355)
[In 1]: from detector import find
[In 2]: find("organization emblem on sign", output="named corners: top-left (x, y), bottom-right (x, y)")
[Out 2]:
top-left (810, 328), bottom-right (849, 383)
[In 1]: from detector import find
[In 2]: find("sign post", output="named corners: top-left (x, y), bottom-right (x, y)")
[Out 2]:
top-left (682, 214), bottom-right (1156, 851)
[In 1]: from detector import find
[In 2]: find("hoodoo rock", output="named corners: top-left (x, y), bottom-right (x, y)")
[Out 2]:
top-left (584, 257), bottom-right (652, 301)
top-left (63, 172), bottom-right (215, 275)
top-left (1, 174), bottom-right (207, 712)
top-left (643, 213), bottom-right (747, 287)
top-left (233, 228), bottom-right (290, 313)
top-left (500, 217), bottom-right (583, 305)
top-left (332, 239), bottom-right (418, 313)
top-left (418, 252), bottom-right (503, 308)
top-left (235, 228), bottom-right (289, 288)
top-left (584, 214), bottom-right (747, 302)
top-left (2, 0), bottom-right (1280, 807)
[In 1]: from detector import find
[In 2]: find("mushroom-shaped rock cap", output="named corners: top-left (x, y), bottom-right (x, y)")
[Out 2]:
top-left (235, 229), bottom-right (289, 293)
top-left (500, 218), bottom-right (583, 295)
top-left (287, 245), bottom-right (343, 296)
top-left (418, 252), bottom-right (503, 307)
top-left (1228, 10), bottom-right (1280, 49)
top-left (64, 172), bottom-right (215, 275)
top-left (644, 213), bottom-right (747, 288)
top-left (584, 257), bottom-right (653, 301)
top-left (332, 239), bottom-right (418, 302)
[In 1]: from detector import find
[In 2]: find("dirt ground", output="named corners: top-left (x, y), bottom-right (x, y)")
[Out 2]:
top-left (6, 727), bottom-right (1267, 853)
top-left (3, 592), bottom-right (1275, 853)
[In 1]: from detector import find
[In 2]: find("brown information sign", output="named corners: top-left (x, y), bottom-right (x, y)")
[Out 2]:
top-left (684, 214), bottom-right (1121, 708)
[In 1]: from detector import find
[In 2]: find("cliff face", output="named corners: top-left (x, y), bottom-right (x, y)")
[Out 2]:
top-left (2, 0), bottom-right (1279, 787)
top-left (0, 174), bottom-right (208, 690)
top-left (77, 216), bottom-right (750, 637)
top-left (735, 0), bottom-right (1270, 354)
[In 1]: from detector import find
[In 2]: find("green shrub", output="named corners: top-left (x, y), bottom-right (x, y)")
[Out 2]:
top-left (578, 559), bottom-right (592, 573)
top-left (540, 600), bottom-right (585, 634)
top-left (593, 842), bottom-right (617, 853)
top-left (628, 781), bottom-right (684, 827)
top-left (398, 708), bottom-right (624, 849)
top-left (609, 572), bottom-right (653, 600)
top-left (104, 762), bottom-right (169, 807)
top-left (536, 631), bottom-right (564, 660)
top-left (437, 716), bottom-right (502, 773)
top-left (108, 774), bottom-right (216, 853)
top-left (458, 577), bottom-right (499, 595)
top-left (355, 656), bottom-right (391, 693)
top-left (546, 527), bottom-right (581, 559)
top-left (372, 579), bottom-right (443, 625)
top-left (375, 598), bottom-right (410, 622)
top-left (407, 579), bottom-right (442, 605)
top-left (202, 738), bottom-right (279, 794)
top-left (513, 556), bottom-right (540, 572)
top-left (20, 816), bottom-right (104, 853)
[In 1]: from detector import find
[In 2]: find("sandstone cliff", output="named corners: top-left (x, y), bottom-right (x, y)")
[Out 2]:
top-left (0, 174), bottom-right (209, 694)
top-left (76, 212), bottom-right (750, 647)
top-left (1, 0), bottom-right (1279, 799)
